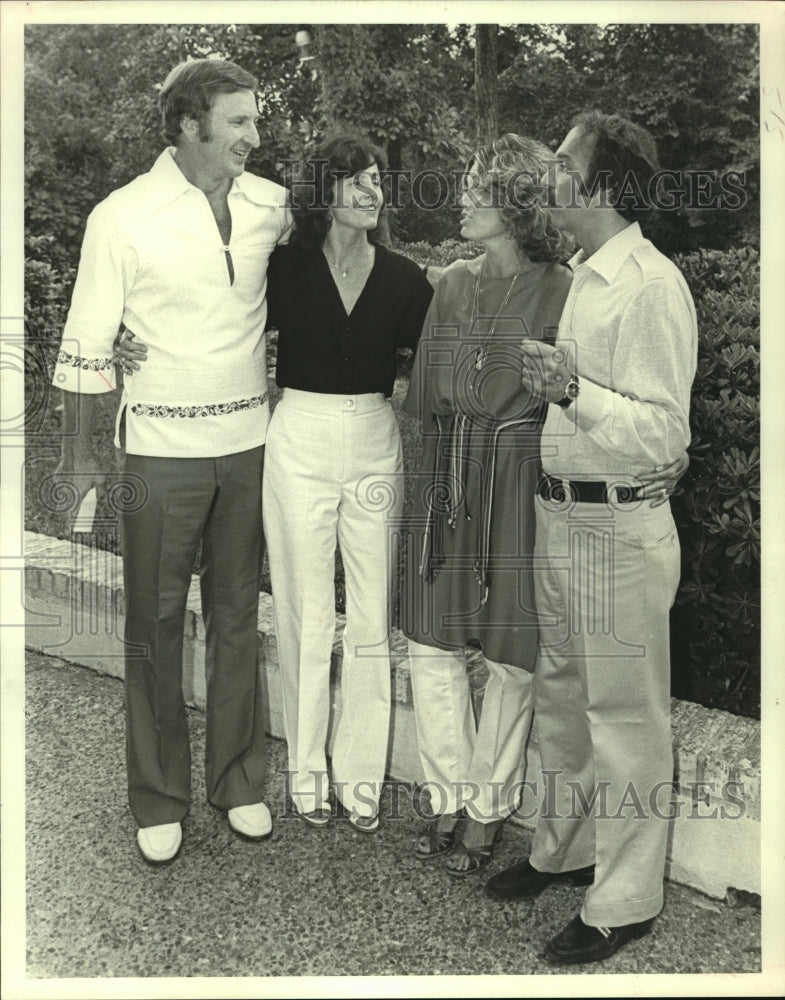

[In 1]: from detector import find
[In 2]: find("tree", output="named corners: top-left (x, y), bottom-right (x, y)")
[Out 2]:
top-left (24, 21), bottom-right (760, 273)
top-left (496, 22), bottom-right (759, 253)
top-left (307, 25), bottom-right (473, 243)
top-left (474, 25), bottom-right (499, 144)
top-left (22, 21), bottom-right (762, 719)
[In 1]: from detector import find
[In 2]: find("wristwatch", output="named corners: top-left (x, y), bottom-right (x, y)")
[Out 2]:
top-left (556, 374), bottom-right (580, 409)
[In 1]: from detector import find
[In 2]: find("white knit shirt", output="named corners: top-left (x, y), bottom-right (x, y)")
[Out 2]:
top-left (53, 148), bottom-right (291, 457)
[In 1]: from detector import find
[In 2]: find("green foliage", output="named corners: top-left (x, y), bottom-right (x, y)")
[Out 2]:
top-left (24, 22), bottom-right (759, 258)
top-left (496, 23), bottom-right (759, 254)
top-left (311, 25), bottom-right (474, 245)
top-left (23, 24), bottom-right (760, 718)
top-left (393, 238), bottom-right (482, 269)
top-left (667, 247), bottom-right (760, 718)
top-left (397, 240), bottom-right (761, 719)
top-left (313, 25), bottom-right (470, 155)
top-left (24, 235), bottom-right (75, 338)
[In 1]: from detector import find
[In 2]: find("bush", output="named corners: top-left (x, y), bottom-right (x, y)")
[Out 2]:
top-left (394, 238), bottom-right (482, 269)
top-left (669, 247), bottom-right (760, 718)
top-left (24, 237), bottom-right (760, 719)
top-left (397, 240), bottom-right (761, 719)
top-left (24, 234), bottom-right (75, 338)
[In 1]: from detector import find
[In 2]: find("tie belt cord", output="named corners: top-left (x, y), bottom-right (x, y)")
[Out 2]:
top-left (419, 412), bottom-right (539, 607)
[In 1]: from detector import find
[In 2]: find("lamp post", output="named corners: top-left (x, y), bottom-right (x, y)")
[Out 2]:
top-left (295, 28), bottom-right (315, 66)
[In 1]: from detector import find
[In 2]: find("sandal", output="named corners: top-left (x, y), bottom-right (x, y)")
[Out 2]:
top-left (413, 810), bottom-right (464, 860)
top-left (444, 818), bottom-right (504, 878)
top-left (349, 812), bottom-right (380, 834)
top-left (297, 808), bottom-right (331, 829)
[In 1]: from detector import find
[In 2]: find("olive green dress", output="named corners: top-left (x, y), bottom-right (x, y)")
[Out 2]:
top-left (401, 255), bottom-right (573, 670)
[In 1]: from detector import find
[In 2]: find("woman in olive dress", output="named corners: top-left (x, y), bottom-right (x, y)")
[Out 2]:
top-left (401, 134), bottom-right (574, 875)
top-left (403, 133), bottom-right (684, 876)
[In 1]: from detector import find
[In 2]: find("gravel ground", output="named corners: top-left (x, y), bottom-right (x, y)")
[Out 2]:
top-left (11, 649), bottom-right (773, 995)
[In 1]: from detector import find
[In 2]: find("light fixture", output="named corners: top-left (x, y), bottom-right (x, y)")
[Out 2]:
top-left (295, 29), bottom-right (315, 63)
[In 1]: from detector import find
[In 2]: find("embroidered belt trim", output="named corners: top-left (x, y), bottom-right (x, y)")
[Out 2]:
top-left (57, 350), bottom-right (114, 372)
top-left (130, 392), bottom-right (269, 418)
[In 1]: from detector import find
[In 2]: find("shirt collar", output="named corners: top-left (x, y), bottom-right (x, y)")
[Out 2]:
top-left (230, 169), bottom-right (269, 204)
top-left (147, 148), bottom-right (270, 209)
top-left (579, 222), bottom-right (647, 283)
top-left (145, 149), bottom-right (196, 208)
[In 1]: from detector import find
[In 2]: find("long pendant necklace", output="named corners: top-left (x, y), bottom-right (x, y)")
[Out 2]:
top-left (472, 260), bottom-right (520, 374)
top-left (323, 245), bottom-right (374, 278)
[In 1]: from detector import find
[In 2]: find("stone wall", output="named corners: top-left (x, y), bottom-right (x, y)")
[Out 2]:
top-left (22, 531), bottom-right (760, 900)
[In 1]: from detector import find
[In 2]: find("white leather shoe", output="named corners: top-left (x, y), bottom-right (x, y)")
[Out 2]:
top-left (228, 801), bottom-right (273, 841)
top-left (137, 822), bottom-right (182, 864)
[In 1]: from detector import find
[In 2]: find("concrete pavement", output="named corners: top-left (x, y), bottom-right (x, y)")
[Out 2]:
top-left (8, 649), bottom-right (774, 995)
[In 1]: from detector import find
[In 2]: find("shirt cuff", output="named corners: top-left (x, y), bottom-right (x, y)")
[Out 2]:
top-left (53, 350), bottom-right (117, 394)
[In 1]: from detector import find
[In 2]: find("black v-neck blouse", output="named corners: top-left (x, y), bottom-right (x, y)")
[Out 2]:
top-left (266, 242), bottom-right (434, 397)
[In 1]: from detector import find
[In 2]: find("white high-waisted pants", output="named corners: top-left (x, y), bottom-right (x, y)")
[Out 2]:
top-left (407, 639), bottom-right (534, 821)
top-left (263, 389), bottom-right (403, 818)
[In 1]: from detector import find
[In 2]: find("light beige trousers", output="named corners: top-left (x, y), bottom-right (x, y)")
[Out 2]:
top-left (530, 496), bottom-right (681, 928)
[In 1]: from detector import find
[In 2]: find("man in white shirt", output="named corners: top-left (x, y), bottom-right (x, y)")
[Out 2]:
top-left (485, 112), bottom-right (698, 964)
top-left (53, 59), bottom-right (291, 864)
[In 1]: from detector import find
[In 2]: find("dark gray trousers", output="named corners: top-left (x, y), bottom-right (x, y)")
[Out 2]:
top-left (121, 447), bottom-right (267, 827)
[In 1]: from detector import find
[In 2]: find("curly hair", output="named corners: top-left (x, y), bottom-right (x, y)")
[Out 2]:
top-left (289, 132), bottom-right (387, 254)
top-left (468, 134), bottom-right (570, 263)
top-left (571, 111), bottom-right (660, 223)
top-left (159, 59), bottom-right (258, 146)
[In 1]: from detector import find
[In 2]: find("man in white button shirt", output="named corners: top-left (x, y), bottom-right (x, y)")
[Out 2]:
top-left (53, 60), bottom-right (291, 863)
top-left (485, 112), bottom-right (698, 964)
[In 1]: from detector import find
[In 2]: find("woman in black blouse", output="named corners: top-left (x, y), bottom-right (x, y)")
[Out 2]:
top-left (263, 134), bottom-right (433, 831)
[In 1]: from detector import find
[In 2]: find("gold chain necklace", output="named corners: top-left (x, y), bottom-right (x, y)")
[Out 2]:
top-left (323, 245), bottom-right (374, 278)
top-left (471, 260), bottom-right (520, 374)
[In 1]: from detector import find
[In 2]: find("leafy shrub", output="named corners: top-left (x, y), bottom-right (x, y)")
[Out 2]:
top-left (24, 231), bottom-right (760, 718)
top-left (24, 235), bottom-right (75, 339)
top-left (397, 240), bottom-right (761, 719)
top-left (395, 238), bottom-right (482, 269)
top-left (669, 247), bottom-right (760, 718)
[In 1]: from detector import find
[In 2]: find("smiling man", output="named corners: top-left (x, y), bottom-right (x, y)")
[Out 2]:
top-left (485, 111), bottom-right (698, 964)
top-left (52, 60), bottom-right (291, 864)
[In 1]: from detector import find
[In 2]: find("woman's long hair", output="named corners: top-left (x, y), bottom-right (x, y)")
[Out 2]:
top-left (468, 133), bottom-right (569, 262)
top-left (289, 132), bottom-right (387, 254)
